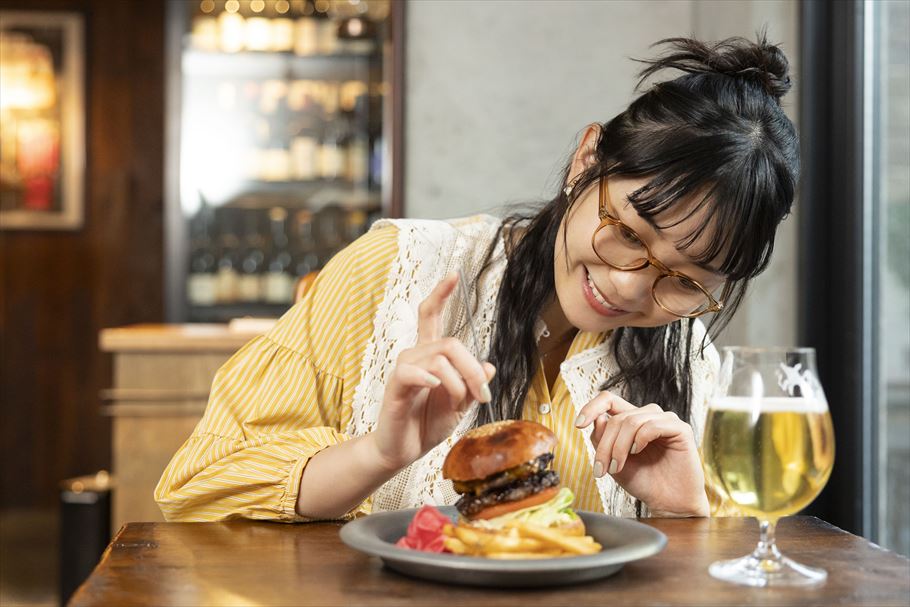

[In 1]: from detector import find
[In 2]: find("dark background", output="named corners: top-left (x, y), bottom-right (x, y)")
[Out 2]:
top-left (0, 0), bottom-right (165, 509)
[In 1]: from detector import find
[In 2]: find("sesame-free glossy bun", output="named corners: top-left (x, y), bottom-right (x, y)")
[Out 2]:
top-left (442, 420), bottom-right (558, 482)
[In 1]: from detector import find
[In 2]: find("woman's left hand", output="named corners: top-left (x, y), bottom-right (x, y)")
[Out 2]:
top-left (575, 391), bottom-right (709, 517)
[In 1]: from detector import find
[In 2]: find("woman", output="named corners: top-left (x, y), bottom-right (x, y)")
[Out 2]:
top-left (156, 35), bottom-right (798, 522)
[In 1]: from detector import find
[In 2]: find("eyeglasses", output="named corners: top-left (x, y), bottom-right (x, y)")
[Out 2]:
top-left (591, 177), bottom-right (724, 318)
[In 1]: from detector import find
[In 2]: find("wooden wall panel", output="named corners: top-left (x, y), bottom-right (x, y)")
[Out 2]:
top-left (0, 0), bottom-right (165, 507)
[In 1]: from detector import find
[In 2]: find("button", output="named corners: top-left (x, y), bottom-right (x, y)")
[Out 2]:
top-left (538, 403), bottom-right (551, 415)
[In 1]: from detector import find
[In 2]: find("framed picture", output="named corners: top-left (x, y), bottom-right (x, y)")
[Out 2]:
top-left (0, 11), bottom-right (85, 230)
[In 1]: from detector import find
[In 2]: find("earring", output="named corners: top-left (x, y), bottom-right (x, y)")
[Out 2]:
top-left (563, 175), bottom-right (582, 197)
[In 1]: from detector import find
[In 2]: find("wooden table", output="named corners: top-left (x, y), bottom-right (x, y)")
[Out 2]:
top-left (71, 516), bottom-right (909, 606)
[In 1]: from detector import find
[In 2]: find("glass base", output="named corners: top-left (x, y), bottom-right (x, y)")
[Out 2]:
top-left (709, 552), bottom-right (827, 587)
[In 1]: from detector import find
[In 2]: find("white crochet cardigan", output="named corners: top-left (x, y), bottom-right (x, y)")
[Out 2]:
top-left (345, 215), bottom-right (719, 517)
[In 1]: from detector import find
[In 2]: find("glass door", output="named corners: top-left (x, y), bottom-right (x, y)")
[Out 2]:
top-left (869, 0), bottom-right (910, 558)
top-left (165, 0), bottom-right (397, 322)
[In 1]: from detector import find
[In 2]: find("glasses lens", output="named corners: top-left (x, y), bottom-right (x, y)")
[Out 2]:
top-left (653, 275), bottom-right (713, 316)
top-left (595, 223), bottom-right (649, 269)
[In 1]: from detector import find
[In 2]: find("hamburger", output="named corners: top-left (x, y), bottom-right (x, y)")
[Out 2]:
top-left (442, 420), bottom-right (584, 535)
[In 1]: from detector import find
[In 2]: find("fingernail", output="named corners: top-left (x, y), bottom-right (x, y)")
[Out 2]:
top-left (426, 373), bottom-right (441, 387)
top-left (480, 382), bottom-right (492, 403)
top-left (574, 414), bottom-right (585, 427)
top-left (593, 460), bottom-right (604, 478)
top-left (609, 459), bottom-right (619, 475)
top-left (631, 442), bottom-right (640, 454)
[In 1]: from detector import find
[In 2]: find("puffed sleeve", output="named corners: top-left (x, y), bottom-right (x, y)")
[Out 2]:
top-left (155, 223), bottom-right (399, 522)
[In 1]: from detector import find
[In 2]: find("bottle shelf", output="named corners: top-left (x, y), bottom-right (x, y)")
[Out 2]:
top-left (167, 1), bottom-right (399, 323)
top-left (183, 49), bottom-right (378, 80)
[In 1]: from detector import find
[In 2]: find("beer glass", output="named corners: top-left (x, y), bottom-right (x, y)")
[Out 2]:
top-left (702, 347), bottom-right (835, 586)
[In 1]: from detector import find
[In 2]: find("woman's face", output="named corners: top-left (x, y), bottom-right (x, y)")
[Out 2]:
top-left (553, 174), bottom-right (727, 334)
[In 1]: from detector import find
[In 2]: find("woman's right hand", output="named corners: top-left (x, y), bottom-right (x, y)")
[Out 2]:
top-left (370, 273), bottom-right (496, 472)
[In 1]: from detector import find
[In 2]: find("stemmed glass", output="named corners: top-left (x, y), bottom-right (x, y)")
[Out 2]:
top-left (702, 347), bottom-right (835, 587)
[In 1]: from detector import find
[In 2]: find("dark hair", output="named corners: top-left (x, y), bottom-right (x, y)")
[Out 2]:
top-left (477, 34), bottom-right (799, 426)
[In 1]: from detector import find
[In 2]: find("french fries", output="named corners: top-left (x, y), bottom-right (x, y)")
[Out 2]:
top-left (441, 520), bottom-right (602, 559)
top-left (505, 521), bottom-right (602, 555)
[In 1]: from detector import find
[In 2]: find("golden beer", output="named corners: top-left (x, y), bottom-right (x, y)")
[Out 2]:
top-left (703, 397), bottom-right (835, 521)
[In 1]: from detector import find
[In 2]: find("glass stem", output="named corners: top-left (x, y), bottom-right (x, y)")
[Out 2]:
top-left (753, 518), bottom-right (783, 567)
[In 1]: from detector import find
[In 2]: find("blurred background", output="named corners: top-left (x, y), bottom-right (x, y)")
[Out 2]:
top-left (0, 0), bottom-right (906, 604)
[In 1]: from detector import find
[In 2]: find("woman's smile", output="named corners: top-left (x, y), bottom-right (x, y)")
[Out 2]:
top-left (581, 266), bottom-right (630, 317)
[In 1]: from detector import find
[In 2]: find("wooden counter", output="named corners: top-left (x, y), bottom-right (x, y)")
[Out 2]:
top-left (99, 323), bottom-right (272, 531)
top-left (71, 516), bottom-right (910, 606)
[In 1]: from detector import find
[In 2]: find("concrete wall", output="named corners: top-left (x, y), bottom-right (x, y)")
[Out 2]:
top-left (403, 0), bottom-right (800, 347)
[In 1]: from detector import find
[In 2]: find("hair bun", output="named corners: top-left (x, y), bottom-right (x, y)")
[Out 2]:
top-left (637, 33), bottom-right (792, 100)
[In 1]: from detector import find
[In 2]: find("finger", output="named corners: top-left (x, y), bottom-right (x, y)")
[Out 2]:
top-left (426, 354), bottom-right (469, 406)
top-left (385, 363), bottom-right (442, 403)
top-left (416, 273), bottom-right (459, 345)
top-left (610, 409), bottom-right (667, 474)
top-left (575, 390), bottom-right (637, 428)
top-left (592, 404), bottom-right (663, 477)
top-left (398, 362), bottom-right (443, 390)
top-left (590, 412), bottom-right (609, 447)
top-left (427, 337), bottom-right (492, 403)
top-left (627, 413), bottom-right (690, 457)
top-left (482, 362), bottom-right (497, 381)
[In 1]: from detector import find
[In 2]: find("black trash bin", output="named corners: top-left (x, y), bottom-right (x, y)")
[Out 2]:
top-left (59, 471), bottom-right (113, 604)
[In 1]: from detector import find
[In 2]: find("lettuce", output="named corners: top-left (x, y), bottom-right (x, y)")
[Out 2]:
top-left (469, 487), bottom-right (579, 530)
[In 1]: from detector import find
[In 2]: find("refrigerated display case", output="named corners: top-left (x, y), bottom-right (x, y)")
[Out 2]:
top-left (164, 0), bottom-right (402, 322)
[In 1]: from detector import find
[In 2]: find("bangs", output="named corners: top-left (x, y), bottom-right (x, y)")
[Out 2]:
top-left (607, 138), bottom-right (793, 281)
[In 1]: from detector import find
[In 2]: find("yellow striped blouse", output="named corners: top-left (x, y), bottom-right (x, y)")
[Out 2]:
top-left (156, 222), bottom-right (727, 522)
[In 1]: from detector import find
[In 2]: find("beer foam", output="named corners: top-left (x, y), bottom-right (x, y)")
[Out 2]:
top-left (708, 396), bottom-right (829, 413)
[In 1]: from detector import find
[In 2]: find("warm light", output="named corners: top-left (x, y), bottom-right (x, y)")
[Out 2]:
top-left (314, 0), bottom-right (330, 13)
top-left (245, 17), bottom-right (272, 51)
top-left (200, 0), bottom-right (215, 13)
top-left (270, 15), bottom-right (295, 52)
top-left (0, 33), bottom-right (57, 111)
top-left (72, 481), bottom-right (84, 494)
top-left (225, 0), bottom-right (240, 13)
top-left (344, 17), bottom-right (364, 37)
top-left (250, 0), bottom-right (265, 12)
top-left (218, 12), bottom-right (246, 52)
top-left (275, 0), bottom-right (290, 14)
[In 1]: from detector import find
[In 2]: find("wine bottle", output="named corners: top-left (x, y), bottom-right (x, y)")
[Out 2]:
top-left (218, 0), bottom-right (246, 53)
top-left (292, 210), bottom-right (321, 277)
top-left (245, 0), bottom-right (272, 52)
top-left (318, 87), bottom-right (345, 180)
top-left (259, 81), bottom-right (291, 182)
top-left (215, 208), bottom-right (241, 304)
top-left (187, 202), bottom-right (217, 307)
top-left (190, 0), bottom-right (219, 52)
top-left (271, 0), bottom-right (295, 52)
top-left (315, 204), bottom-right (346, 264)
top-left (293, 0), bottom-right (317, 56)
top-left (313, 2), bottom-right (337, 55)
top-left (264, 207), bottom-right (295, 304)
top-left (238, 209), bottom-right (266, 303)
top-left (289, 87), bottom-right (319, 180)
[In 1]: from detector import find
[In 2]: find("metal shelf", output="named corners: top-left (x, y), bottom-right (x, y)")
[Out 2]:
top-left (182, 49), bottom-right (378, 80)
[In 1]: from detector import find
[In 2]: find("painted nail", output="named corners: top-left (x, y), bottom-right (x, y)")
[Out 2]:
top-left (574, 414), bottom-right (585, 427)
top-left (426, 373), bottom-right (441, 387)
top-left (480, 382), bottom-right (492, 403)
top-left (609, 459), bottom-right (619, 475)
top-left (593, 460), bottom-right (604, 478)
top-left (631, 442), bottom-right (640, 454)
